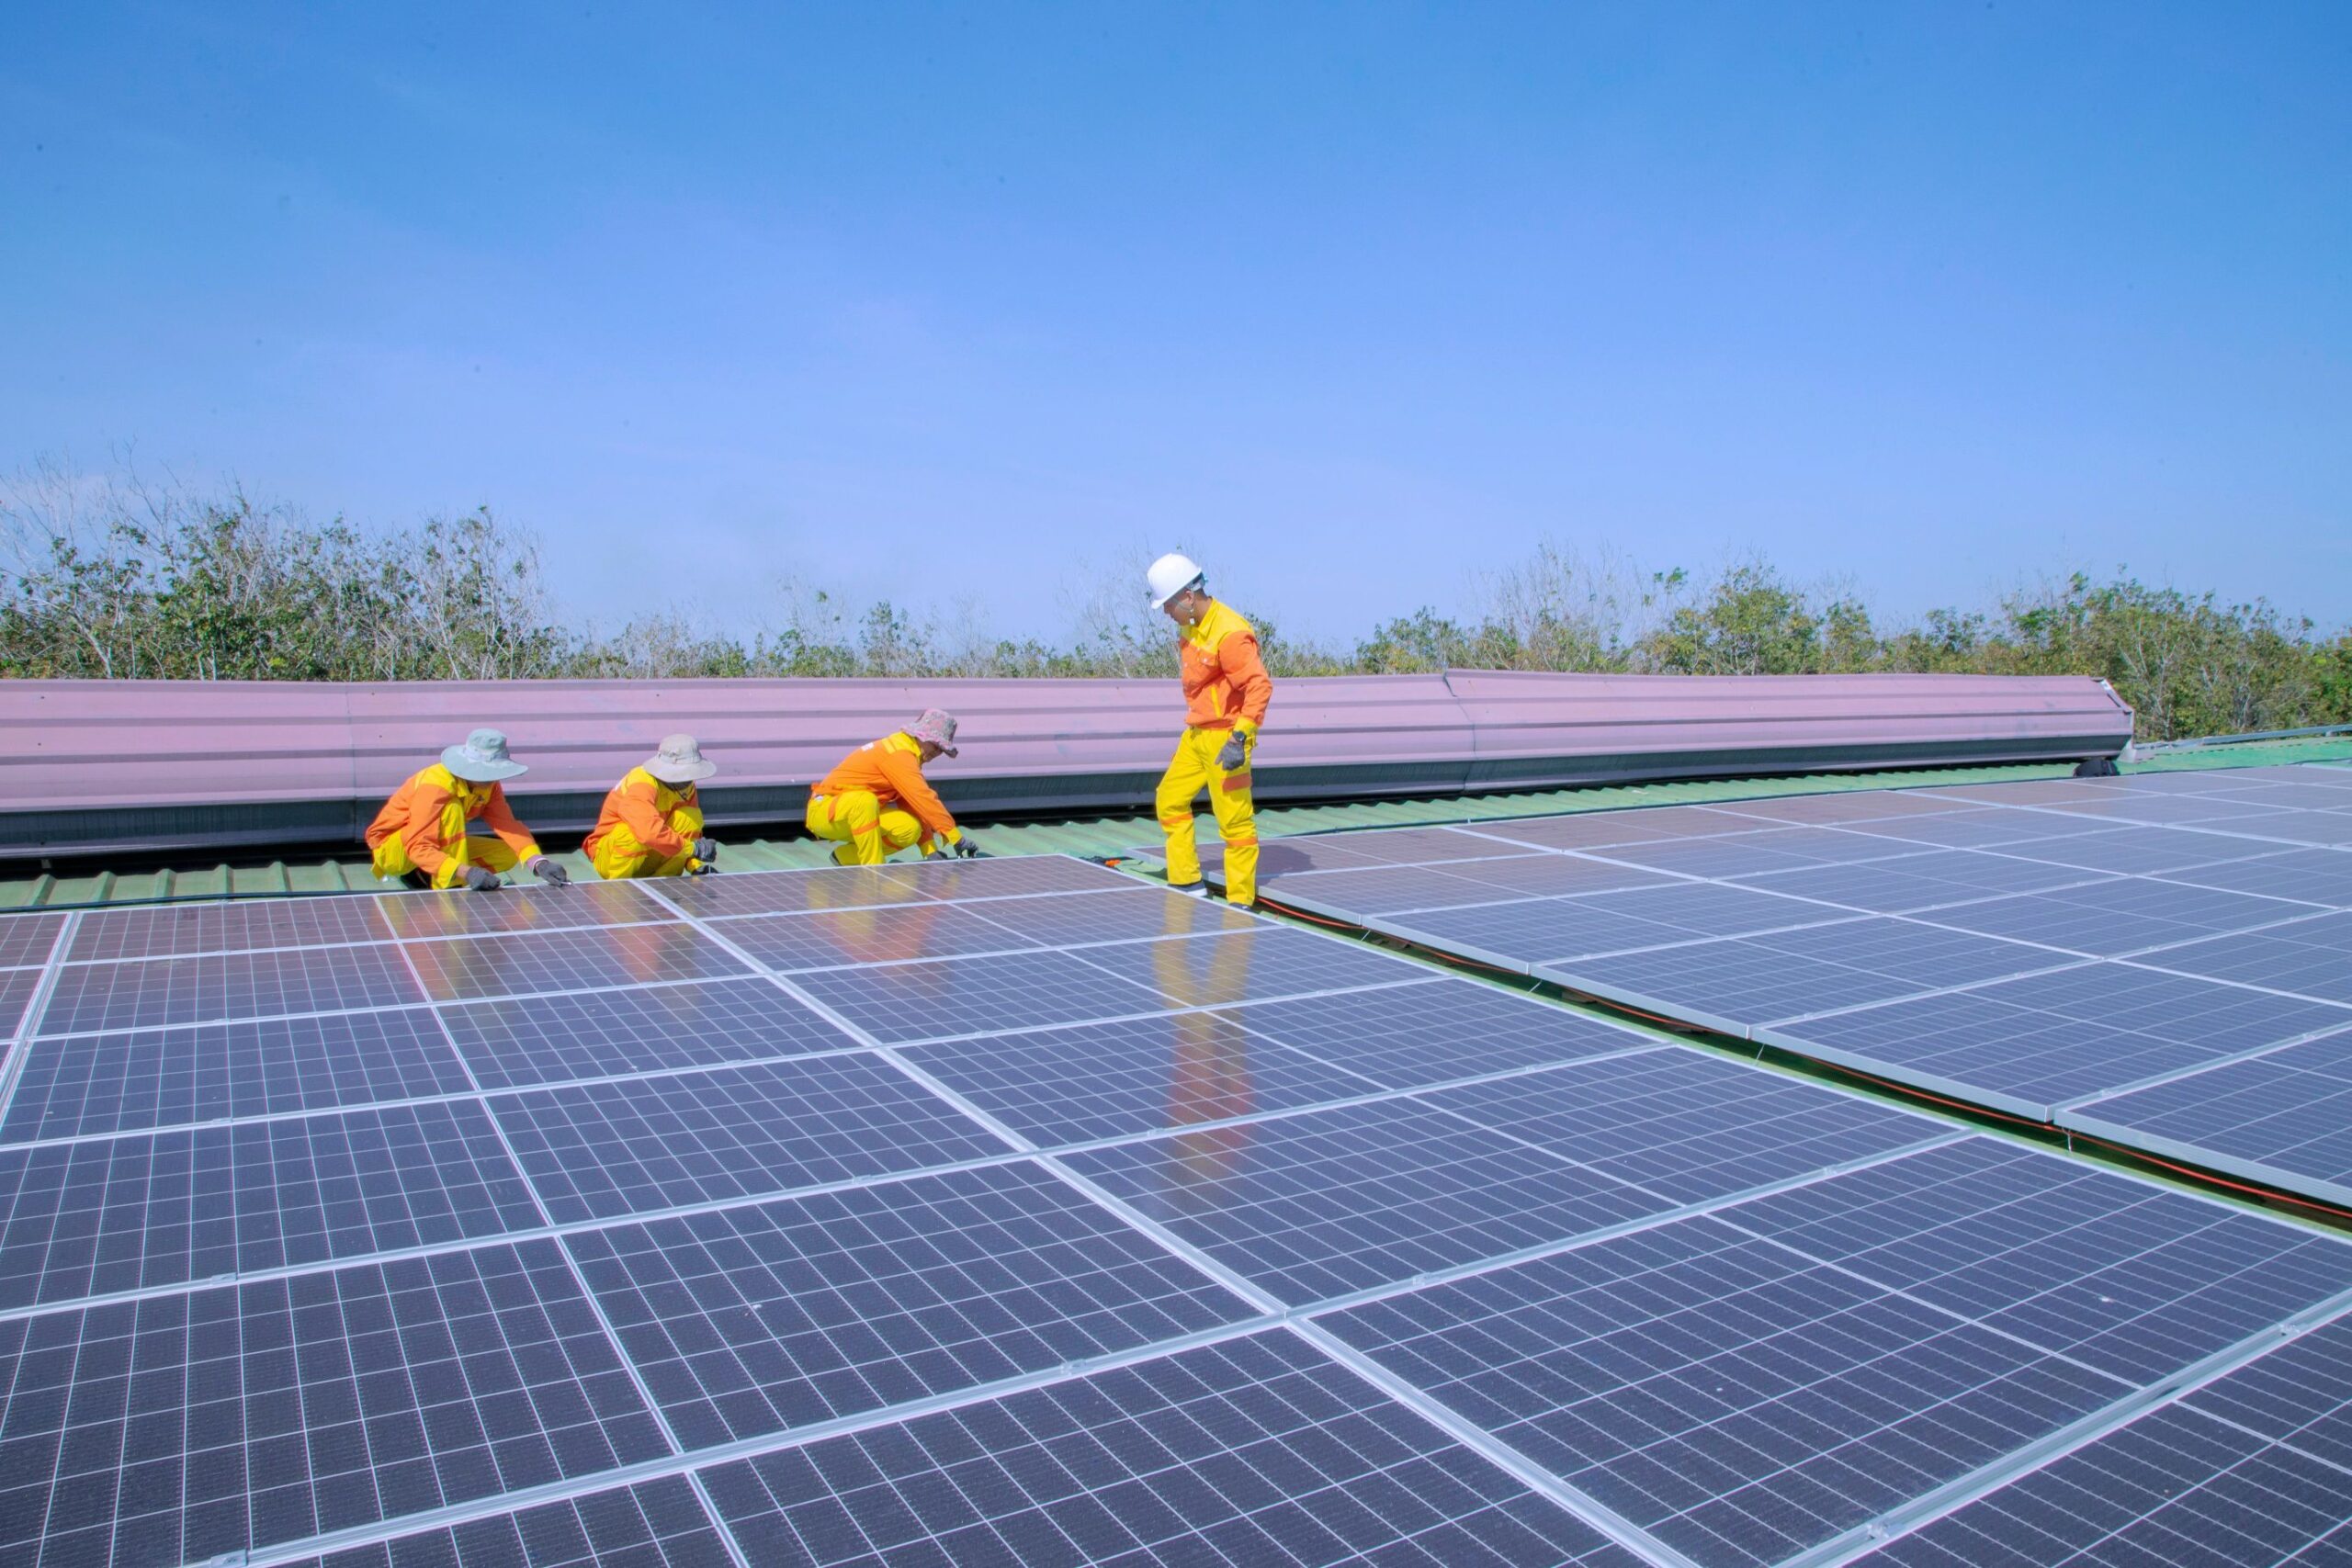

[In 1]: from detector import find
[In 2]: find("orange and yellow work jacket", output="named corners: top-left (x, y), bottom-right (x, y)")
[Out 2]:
top-left (812, 733), bottom-right (965, 844)
top-left (1180, 600), bottom-right (1272, 736)
top-left (583, 768), bottom-right (706, 874)
top-left (365, 765), bottom-right (542, 889)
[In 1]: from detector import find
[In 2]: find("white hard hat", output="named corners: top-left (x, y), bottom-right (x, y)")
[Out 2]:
top-left (1147, 552), bottom-right (1204, 609)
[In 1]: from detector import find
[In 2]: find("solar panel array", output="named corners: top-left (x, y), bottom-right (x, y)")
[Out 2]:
top-left (1238, 763), bottom-right (2352, 1208)
top-left (3, 847), bottom-right (2352, 1565)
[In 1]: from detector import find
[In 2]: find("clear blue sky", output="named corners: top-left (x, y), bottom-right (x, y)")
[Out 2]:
top-left (5, 2), bottom-right (2346, 645)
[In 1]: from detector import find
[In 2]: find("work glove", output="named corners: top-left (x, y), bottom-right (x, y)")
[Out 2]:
top-left (1215, 729), bottom-right (1253, 772)
top-left (461, 864), bottom-right (501, 893)
top-left (527, 856), bottom-right (571, 886)
top-left (693, 838), bottom-right (718, 864)
top-left (947, 835), bottom-right (984, 859)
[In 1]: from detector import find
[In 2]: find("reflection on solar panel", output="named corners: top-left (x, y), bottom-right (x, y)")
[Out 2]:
top-left (1236, 764), bottom-right (2352, 1210)
top-left (5, 845), bottom-right (2352, 1565)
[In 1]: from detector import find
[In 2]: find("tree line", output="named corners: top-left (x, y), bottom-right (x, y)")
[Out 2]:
top-left (4, 460), bottom-right (2345, 742)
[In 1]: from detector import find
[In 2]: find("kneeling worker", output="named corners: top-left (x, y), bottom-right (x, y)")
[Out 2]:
top-left (807, 709), bottom-right (982, 865)
top-left (368, 728), bottom-right (571, 891)
top-left (1148, 553), bottom-right (1272, 907)
top-left (585, 734), bottom-right (721, 878)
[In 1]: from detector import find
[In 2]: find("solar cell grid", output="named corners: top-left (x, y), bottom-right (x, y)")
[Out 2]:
top-left (697, 1328), bottom-right (1647, 1568)
top-left (2132, 909), bottom-right (2352, 1004)
top-left (1375, 897), bottom-right (1696, 971)
top-left (0, 1239), bottom-right (669, 1568)
top-left (0, 967), bottom-right (44, 1039)
top-left (67, 897), bottom-right (392, 963)
top-left (1747, 916), bottom-right (2067, 987)
top-left (1981, 824), bottom-right (2276, 874)
top-left (1321, 1209), bottom-right (2131, 1568)
top-left (293, 1474), bottom-right (737, 1568)
top-left (1181, 832), bottom-right (1392, 877)
top-left (1062, 1097), bottom-right (1674, 1306)
top-left (1441, 853), bottom-right (1679, 898)
top-left (1723, 857), bottom-right (2099, 916)
top-left (1908, 879), bottom-right (2317, 957)
top-left (712, 902), bottom-right (1040, 973)
top-left (1262, 862), bottom-right (1540, 915)
top-left (786, 946), bottom-right (1179, 1044)
top-left (1466, 807), bottom-right (1741, 852)
top-left (1831, 808), bottom-right (2086, 850)
top-left (0, 911), bottom-right (66, 969)
top-left (1547, 935), bottom-right (1983, 1034)
top-left (0, 1098), bottom-right (542, 1307)
top-left (488, 1055), bottom-right (1007, 1224)
top-left (2222, 808), bottom-right (2352, 847)
top-left (901, 854), bottom-right (1140, 901)
top-left (2155, 849), bottom-right (2352, 907)
top-left (900, 1012), bottom-right (1377, 1147)
top-left (1071, 926), bottom-right (1433, 1010)
top-left (1300, 826), bottom-right (1543, 865)
top-left (654, 864), bottom-right (926, 919)
top-left (1556, 879), bottom-right (1850, 942)
top-left (959, 886), bottom-right (1260, 945)
top-left (400, 924), bottom-right (749, 1003)
top-left (1224, 976), bottom-right (1658, 1089)
top-left (1706, 790), bottom-right (1970, 825)
top-left (2027, 792), bottom-right (2290, 827)
top-left (1, 1009), bottom-right (473, 1145)
top-left (2181, 1309), bottom-right (2352, 1471)
top-left (1577, 831), bottom-right (1877, 879)
top-left (1420, 1051), bottom-right (1948, 1203)
top-left (563, 1160), bottom-right (1258, 1448)
top-left (374, 879), bottom-right (670, 940)
top-left (35, 943), bottom-right (425, 1036)
top-left (440, 977), bottom-right (857, 1090)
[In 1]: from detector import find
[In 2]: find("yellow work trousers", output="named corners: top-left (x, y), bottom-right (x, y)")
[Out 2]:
top-left (590, 803), bottom-right (706, 880)
top-left (807, 792), bottom-right (934, 866)
top-left (1158, 727), bottom-right (1258, 906)
top-left (377, 829), bottom-right (524, 891)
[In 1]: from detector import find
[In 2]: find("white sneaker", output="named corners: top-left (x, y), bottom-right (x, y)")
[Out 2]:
top-left (1169, 882), bottom-right (1210, 897)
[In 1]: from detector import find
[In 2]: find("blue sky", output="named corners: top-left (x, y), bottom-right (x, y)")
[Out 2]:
top-left (4, 2), bottom-right (2346, 645)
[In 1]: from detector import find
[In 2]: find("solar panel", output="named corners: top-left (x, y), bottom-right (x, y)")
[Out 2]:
top-left (1264, 863), bottom-right (1539, 916)
top-left (440, 977), bottom-right (858, 1089)
top-left (2155, 849), bottom-right (2352, 907)
top-left (375, 878), bottom-right (670, 939)
top-left (1222, 976), bottom-right (1661, 1088)
top-left (37, 944), bottom-right (426, 1036)
top-left (1903, 878), bottom-right (2319, 955)
top-left (946, 886), bottom-right (1260, 944)
top-left (67, 898), bottom-right (389, 962)
top-left (2132, 909), bottom-right (2352, 1004)
top-left (282, 1474), bottom-right (737, 1568)
top-left (713, 902), bottom-right (1043, 972)
top-left (399, 924), bottom-right (751, 1003)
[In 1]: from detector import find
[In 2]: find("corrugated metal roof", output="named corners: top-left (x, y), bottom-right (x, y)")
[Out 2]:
top-left (6, 735), bottom-right (2344, 912)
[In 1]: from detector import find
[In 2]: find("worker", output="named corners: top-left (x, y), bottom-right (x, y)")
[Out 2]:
top-left (585, 734), bottom-right (721, 879)
top-left (1148, 553), bottom-right (1272, 907)
top-left (367, 728), bottom-right (571, 892)
top-left (806, 709), bottom-right (984, 866)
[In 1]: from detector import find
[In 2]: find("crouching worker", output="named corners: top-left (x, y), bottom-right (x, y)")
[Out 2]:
top-left (368, 728), bottom-right (571, 891)
top-left (807, 709), bottom-right (983, 865)
top-left (586, 734), bottom-right (721, 879)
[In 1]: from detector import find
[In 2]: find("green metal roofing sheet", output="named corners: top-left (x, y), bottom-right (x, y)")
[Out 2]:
top-left (5, 735), bottom-right (2346, 911)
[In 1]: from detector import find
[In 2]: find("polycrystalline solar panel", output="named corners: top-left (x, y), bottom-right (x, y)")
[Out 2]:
top-left (564, 1160), bottom-right (1257, 1448)
top-left (1984, 825), bottom-right (2276, 874)
top-left (2157, 848), bottom-right (2352, 908)
top-left (2030, 792), bottom-right (2290, 827)
top-left (293, 1474), bottom-right (736, 1568)
top-left (1582, 831), bottom-right (1879, 879)
top-left (899, 853), bottom-right (1139, 900)
top-left (1910, 879), bottom-right (2317, 956)
top-left (1440, 855), bottom-right (1679, 900)
top-left (787, 946), bottom-right (1174, 1044)
top-left (488, 1055), bottom-right (1004, 1223)
top-left (1226, 976), bottom-right (1660, 1089)
top-left (1476, 807), bottom-right (1758, 852)
top-left (1323, 1135), bottom-right (2352, 1568)
top-left (714, 902), bottom-right (1039, 972)
top-left (0, 911), bottom-right (65, 970)
top-left (0, 1098), bottom-right (541, 1307)
top-left (956, 886), bottom-right (1260, 945)
top-left (34, 943), bottom-right (425, 1036)
top-left (374, 878), bottom-right (669, 940)
top-left (1853, 1398), bottom-right (2352, 1568)
top-left (2206, 780), bottom-right (2352, 809)
top-left (67, 897), bottom-right (392, 962)
top-left (658, 864), bottom-right (925, 919)
top-left (1323, 1210), bottom-right (2126, 1568)
top-left (1766, 964), bottom-right (2352, 1118)
top-left (400, 924), bottom-right (750, 1003)
top-left (1265, 863), bottom-right (1538, 916)
top-left (1747, 917), bottom-right (2067, 988)
top-left (697, 1329), bottom-right (1647, 1568)
top-left (2062, 1029), bottom-right (2352, 1206)
top-left (1559, 880), bottom-right (1849, 942)
top-left (1301, 826), bottom-right (1542, 865)
top-left (900, 1012), bottom-right (1376, 1147)
top-left (1724, 857), bottom-right (2101, 915)
top-left (440, 976), bottom-right (855, 1090)
top-left (1707, 790), bottom-right (1969, 825)
top-left (1378, 897), bottom-right (1697, 971)
top-left (1062, 1097), bottom-right (1673, 1306)
top-left (1073, 927), bottom-right (1434, 1010)
top-left (0, 1239), bottom-right (669, 1568)
top-left (1421, 1050), bottom-right (1947, 1203)
top-left (1833, 808), bottom-right (2086, 851)
top-left (1, 1008), bottom-right (474, 1143)
top-left (0, 968), bottom-right (43, 1038)
top-left (1543, 935), bottom-right (1947, 1034)
top-left (2134, 909), bottom-right (2352, 1004)
top-left (2235, 808), bottom-right (2352, 847)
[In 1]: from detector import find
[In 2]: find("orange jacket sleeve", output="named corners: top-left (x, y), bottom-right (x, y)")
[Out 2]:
top-left (875, 747), bottom-right (958, 839)
top-left (396, 784), bottom-right (456, 882)
top-left (477, 785), bottom-right (544, 862)
top-left (1218, 630), bottom-right (1272, 729)
top-left (614, 778), bottom-right (689, 857)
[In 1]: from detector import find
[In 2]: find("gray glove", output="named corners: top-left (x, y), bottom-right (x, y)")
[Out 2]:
top-left (1216, 730), bottom-right (1252, 772)
top-left (527, 856), bottom-right (571, 886)
top-left (948, 836), bottom-right (983, 859)
top-left (461, 864), bottom-right (501, 893)
top-left (693, 838), bottom-right (718, 863)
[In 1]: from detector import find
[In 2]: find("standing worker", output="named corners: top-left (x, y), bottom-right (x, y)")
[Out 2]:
top-left (1148, 553), bottom-right (1272, 907)
top-left (585, 734), bottom-right (721, 879)
top-left (806, 709), bottom-right (983, 865)
top-left (367, 728), bottom-right (572, 891)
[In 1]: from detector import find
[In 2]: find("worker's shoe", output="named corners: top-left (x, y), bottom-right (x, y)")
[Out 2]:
top-left (1169, 881), bottom-right (1209, 897)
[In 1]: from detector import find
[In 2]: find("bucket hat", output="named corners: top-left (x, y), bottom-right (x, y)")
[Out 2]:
top-left (908, 709), bottom-right (959, 758)
top-left (442, 728), bottom-right (529, 784)
top-left (644, 733), bottom-right (718, 784)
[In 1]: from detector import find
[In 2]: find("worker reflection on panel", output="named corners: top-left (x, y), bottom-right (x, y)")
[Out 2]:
top-left (367, 728), bottom-right (572, 893)
top-left (1155, 895), bottom-right (1257, 1193)
top-left (801, 848), bottom-right (952, 969)
top-left (1148, 554), bottom-right (1272, 909)
top-left (587, 734), bottom-right (721, 880)
top-left (806, 709), bottom-right (986, 865)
